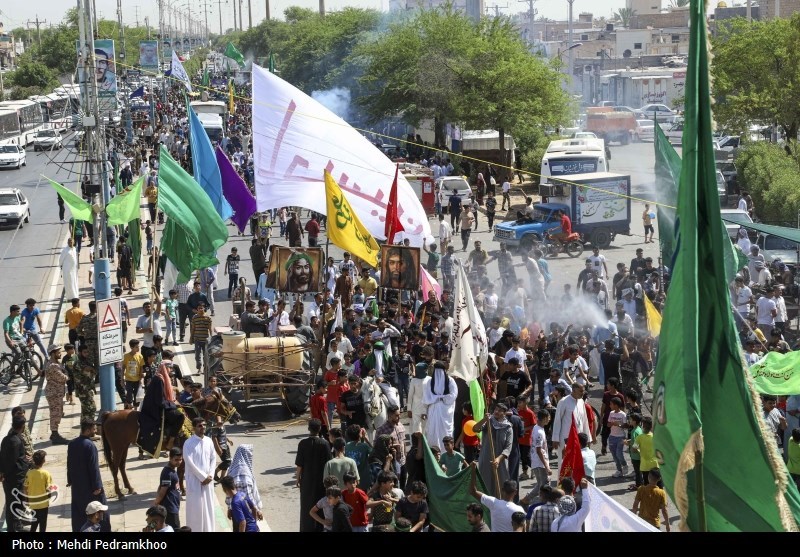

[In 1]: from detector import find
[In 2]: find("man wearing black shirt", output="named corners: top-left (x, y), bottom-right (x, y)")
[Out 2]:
top-left (411, 332), bottom-right (429, 364)
top-left (598, 338), bottom-right (629, 385)
top-left (391, 344), bottom-right (414, 409)
top-left (0, 416), bottom-right (29, 532)
top-left (339, 376), bottom-right (367, 429)
top-left (630, 249), bottom-right (647, 282)
top-left (502, 358), bottom-right (532, 400)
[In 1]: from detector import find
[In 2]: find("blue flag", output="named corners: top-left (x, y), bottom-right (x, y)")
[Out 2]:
top-left (130, 86), bottom-right (145, 98)
top-left (188, 107), bottom-right (232, 221)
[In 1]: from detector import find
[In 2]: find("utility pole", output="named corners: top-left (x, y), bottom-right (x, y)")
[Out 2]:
top-left (319, 0), bottom-right (325, 16)
top-left (266, 0), bottom-right (271, 21)
top-left (202, 1), bottom-right (210, 40)
top-left (233, 0), bottom-right (238, 31)
top-left (145, 17), bottom-right (151, 39)
top-left (26, 16), bottom-right (46, 49)
top-left (518, 0), bottom-right (536, 47)
top-left (567, 0), bottom-right (575, 93)
top-left (117, 0), bottom-right (126, 67)
top-left (248, 0), bottom-right (253, 29)
top-left (239, 0), bottom-right (244, 30)
top-left (218, 0), bottom-right (224, 34)
top-left (77, 0), bottom-right (116, 415)
top-left (134, 5), bottom-right (141, 27)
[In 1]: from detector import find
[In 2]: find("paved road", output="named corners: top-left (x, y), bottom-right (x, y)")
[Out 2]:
top-left (211, 141), bottom-right (679, 531)
top-left (1, 139), bottom-right (678, 532)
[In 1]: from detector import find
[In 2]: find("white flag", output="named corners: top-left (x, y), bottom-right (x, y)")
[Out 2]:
top-left (448, 261), bottom-right (488, 383)
top-left (583, 483), bottom-right (660, 532)
top-left (251, 64), bottom-right (432, 247)
top-left (171, 51), bottom-right (192, 93)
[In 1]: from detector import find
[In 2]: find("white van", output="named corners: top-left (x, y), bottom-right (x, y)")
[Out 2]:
top-left (540, 138), bottom-right (608, 185)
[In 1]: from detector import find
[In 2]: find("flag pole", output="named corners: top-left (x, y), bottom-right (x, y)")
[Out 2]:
top-left (481, 366), bottom-right (502, 496)
top-left (695, 448), bottom-right (708, 532)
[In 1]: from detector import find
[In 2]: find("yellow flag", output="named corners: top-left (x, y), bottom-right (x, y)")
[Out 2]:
top-left (228, 80), bottom-right (235, 114)
top-left (324, 170), bottom-right (379, 268)
top-left (644, 295), bottom-right (662, 337)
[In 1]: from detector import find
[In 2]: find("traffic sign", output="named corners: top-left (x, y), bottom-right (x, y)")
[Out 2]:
top-left (97, 298), bottom-right (122, 365)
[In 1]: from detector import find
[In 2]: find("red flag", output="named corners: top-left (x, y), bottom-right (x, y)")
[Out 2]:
top-left (559, 415), bottom-right (585, 485)
top-left (384, 164), bottom-right (405, 244)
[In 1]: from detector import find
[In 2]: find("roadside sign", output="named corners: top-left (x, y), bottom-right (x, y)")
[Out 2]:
top-left (97, 298), bottom-right (122, 365)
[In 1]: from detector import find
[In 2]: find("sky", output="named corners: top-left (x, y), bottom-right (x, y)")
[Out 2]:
top-left (2, 0), bottom-right (628, 35)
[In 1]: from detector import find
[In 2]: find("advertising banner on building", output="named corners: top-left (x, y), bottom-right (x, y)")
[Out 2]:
top-left (139, 40), bottom-right (159, 72)
top-left (77, 39), bottom-right (118, 114)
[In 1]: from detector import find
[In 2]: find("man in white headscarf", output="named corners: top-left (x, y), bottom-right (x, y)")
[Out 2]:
top-left (59, 238), bottom-right (80, 301)
top-left (422, 361), bottom-right (457, 451)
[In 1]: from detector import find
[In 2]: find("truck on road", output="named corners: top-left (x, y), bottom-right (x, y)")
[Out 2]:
top-left (493, 172), bottom-right (632, 250)
top-left (585, 107), bottom-right (636, 145)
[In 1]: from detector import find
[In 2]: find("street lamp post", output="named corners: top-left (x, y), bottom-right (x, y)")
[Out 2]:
top-left (567, 0), bottom-right (575, 92)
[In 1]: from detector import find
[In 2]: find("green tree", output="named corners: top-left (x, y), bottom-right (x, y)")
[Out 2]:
top-left (458, 16), bottom-right (571, 171)
top-left (712, 16), bottom-right (800, 156)
top-left (735, 142), bottom-right (800, 224)
top-left (614, 8), bottom-right (636, 28)
top-left (9, 59), bottom-right (56, 90)
top-left (356, 7), bottom-right (475, 147)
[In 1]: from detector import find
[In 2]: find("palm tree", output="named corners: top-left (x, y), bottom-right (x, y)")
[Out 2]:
top-left (614, 7), bottom-right (636, 28)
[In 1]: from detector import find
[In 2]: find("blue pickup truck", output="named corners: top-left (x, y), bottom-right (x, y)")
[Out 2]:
top-left (493, 172), bottom-right (632, 251)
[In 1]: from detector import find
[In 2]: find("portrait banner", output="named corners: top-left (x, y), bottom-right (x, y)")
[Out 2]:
top-left (77, 39), bottom-right (118, 113)
top-left (139, 40), bottom-right (159, 72)
top-left (161, 38), bottom-right (172, 61)
top-left (379, 245), bottom-right (420, 291)
top-left (265, 246), bottom-right (323, 294)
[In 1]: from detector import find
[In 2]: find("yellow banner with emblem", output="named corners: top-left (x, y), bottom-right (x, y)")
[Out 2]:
top-left (324, 170), bottom-right (379, 268)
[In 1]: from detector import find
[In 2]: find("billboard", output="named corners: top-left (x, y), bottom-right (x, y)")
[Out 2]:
top-left (161, 38), bottom-right (172, 61)
top-left (139, 40), bottom-right (159, 72)
top-left (77, 39), bottom-right (118, 114)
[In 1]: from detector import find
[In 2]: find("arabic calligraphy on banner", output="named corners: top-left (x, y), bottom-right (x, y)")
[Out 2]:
top-left (252, 64), bottom-right (432, 247)
top-left (749, 351), bottom-right (800, 395)
top-left (324, 171), bottom-right (380, 267)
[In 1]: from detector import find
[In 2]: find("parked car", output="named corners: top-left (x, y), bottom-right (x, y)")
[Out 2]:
top-left (757, 233), bottom-right (799, 268)
top-left (716, 170), bottom-right (729, 206)
top-left (716, 161), bottom-right (738, 195)
top-left (435, 176), bottom-right (473, 210)
top-left (571, 131), bottom-right (598, 139)
top-left (0, 188), bottom-right (30, 227)
top-left (33, 129), bottom-right (63, 151)
top-left (634, 120), bottom-right (655, 142)
top-left (0, 144), bottom-right (26, 169)
top-left (639, 103), bottom-right (677, 122)
top-left (665, 120), bottom-right (684, 145)
top-left (720, 208), bottom-right (753, 240)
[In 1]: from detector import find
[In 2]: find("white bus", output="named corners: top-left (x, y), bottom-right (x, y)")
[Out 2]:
top-left (0, 100), bottom-right (46, 146)
top-left (540, 138), bottom-right (608, 185)
top-left (31, 94), bottom-right (71, 133)
top-left (0, 109), bottom-right (22, 146)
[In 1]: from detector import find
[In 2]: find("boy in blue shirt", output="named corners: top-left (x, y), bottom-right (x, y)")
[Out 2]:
top-left (220, 476), bottom-right (260, 532)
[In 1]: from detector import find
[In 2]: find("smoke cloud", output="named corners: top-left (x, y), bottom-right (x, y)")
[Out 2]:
top-left (312, 87), bottom-right (351, 121)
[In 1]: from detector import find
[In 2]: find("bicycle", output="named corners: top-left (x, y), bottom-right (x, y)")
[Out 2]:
top-left (0, 343), bottom-right (37, 391)
top-left (22, 332), bottom-right (43, 381)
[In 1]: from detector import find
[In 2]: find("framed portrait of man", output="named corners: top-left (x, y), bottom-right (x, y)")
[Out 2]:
top-left (379, 245), bottom-right (420, 291)
top-left (265, 246), bottom-right (323, 293)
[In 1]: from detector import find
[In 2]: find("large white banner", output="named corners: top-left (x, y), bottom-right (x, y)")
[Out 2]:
top-left (584, 483), bottom-right (661, 532)
top-left (448, 261), bottom-right (488, 383)
top-left (171, 51), bottom-right (192, 93)
top-left (252, 64), bottom-right (432, 247)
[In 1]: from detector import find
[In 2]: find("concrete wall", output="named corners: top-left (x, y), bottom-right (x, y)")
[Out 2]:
top-left (627, 0), bottom-right (662, 16)
top-left (760, 0), bottom-right (800, 19)
top-left (616, 29), bottom-right (653, 57)
top-left (631, 10), bottom-right (690, 29)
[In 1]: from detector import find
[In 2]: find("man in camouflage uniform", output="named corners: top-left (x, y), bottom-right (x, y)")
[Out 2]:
top-left (74, 344), bottom-right (97, 424)
top-left (76, 301), bottom-right (98, 368)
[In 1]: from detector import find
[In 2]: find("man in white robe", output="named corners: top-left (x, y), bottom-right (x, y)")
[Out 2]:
top-left (422, 362), bottom-right (458, 451)
top-left (183, 417), bottom-right (217, 532)
top-left (408, 346), bottom-right (434, 434)
top-left (59, 238), bottom-right (79, 301)
top-left (551, 383), bottom-right (591, 469)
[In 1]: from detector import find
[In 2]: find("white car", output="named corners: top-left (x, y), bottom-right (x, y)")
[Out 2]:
top-left (571, 131), bottom-right (598, 139)
top-left (720, 208), bottom-right (753, 240)
top-left (634, 120), bottom-right (655, 142)
top-left (0, 144), bottom-right (26, 169)
top-left (33, 129), bottom-right (63, 151)
top-left (0, 188), bottom-right (30, 227)
top-left (665, 120), bottom-right (684, 145)
top-left (639, 103), bottom-right (677, 122)
top-left (436, 176), bottom-right (473, 209)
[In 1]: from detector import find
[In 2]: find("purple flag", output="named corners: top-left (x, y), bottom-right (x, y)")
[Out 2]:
top-left (216, 147), bottom-right (257, 234)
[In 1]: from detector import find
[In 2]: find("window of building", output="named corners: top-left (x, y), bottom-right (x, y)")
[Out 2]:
top-left (581, 34), bottom-right (589, 41)
top-left (634, 42), bottom-right (642, 49)
top-left (671, 34), bottom-right (680, 43)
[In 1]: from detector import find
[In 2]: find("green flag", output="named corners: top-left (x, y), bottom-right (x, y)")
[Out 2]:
top-left (268, 52), bottom-right (276, 74)
top-left (749, 351), bottom-right (800, 395)
top-left (654, 124), bottom-right (680, 264)
top-left (157, 146), bottom-right (228, 282)
top-left (202, 67), bottom-right (209, 87)
top-left (106, 176), bottom-right (144, 225)
top-left (224, 42), bottom-right (245, 68)
top-left (420, 435), bottom-right (490, 532)
top-left (47, 177), bottom-right (93, 222)
top-left (655, 124), bottom-right (748, 281)
top-left (653, 0), bottom-right (800, 532)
